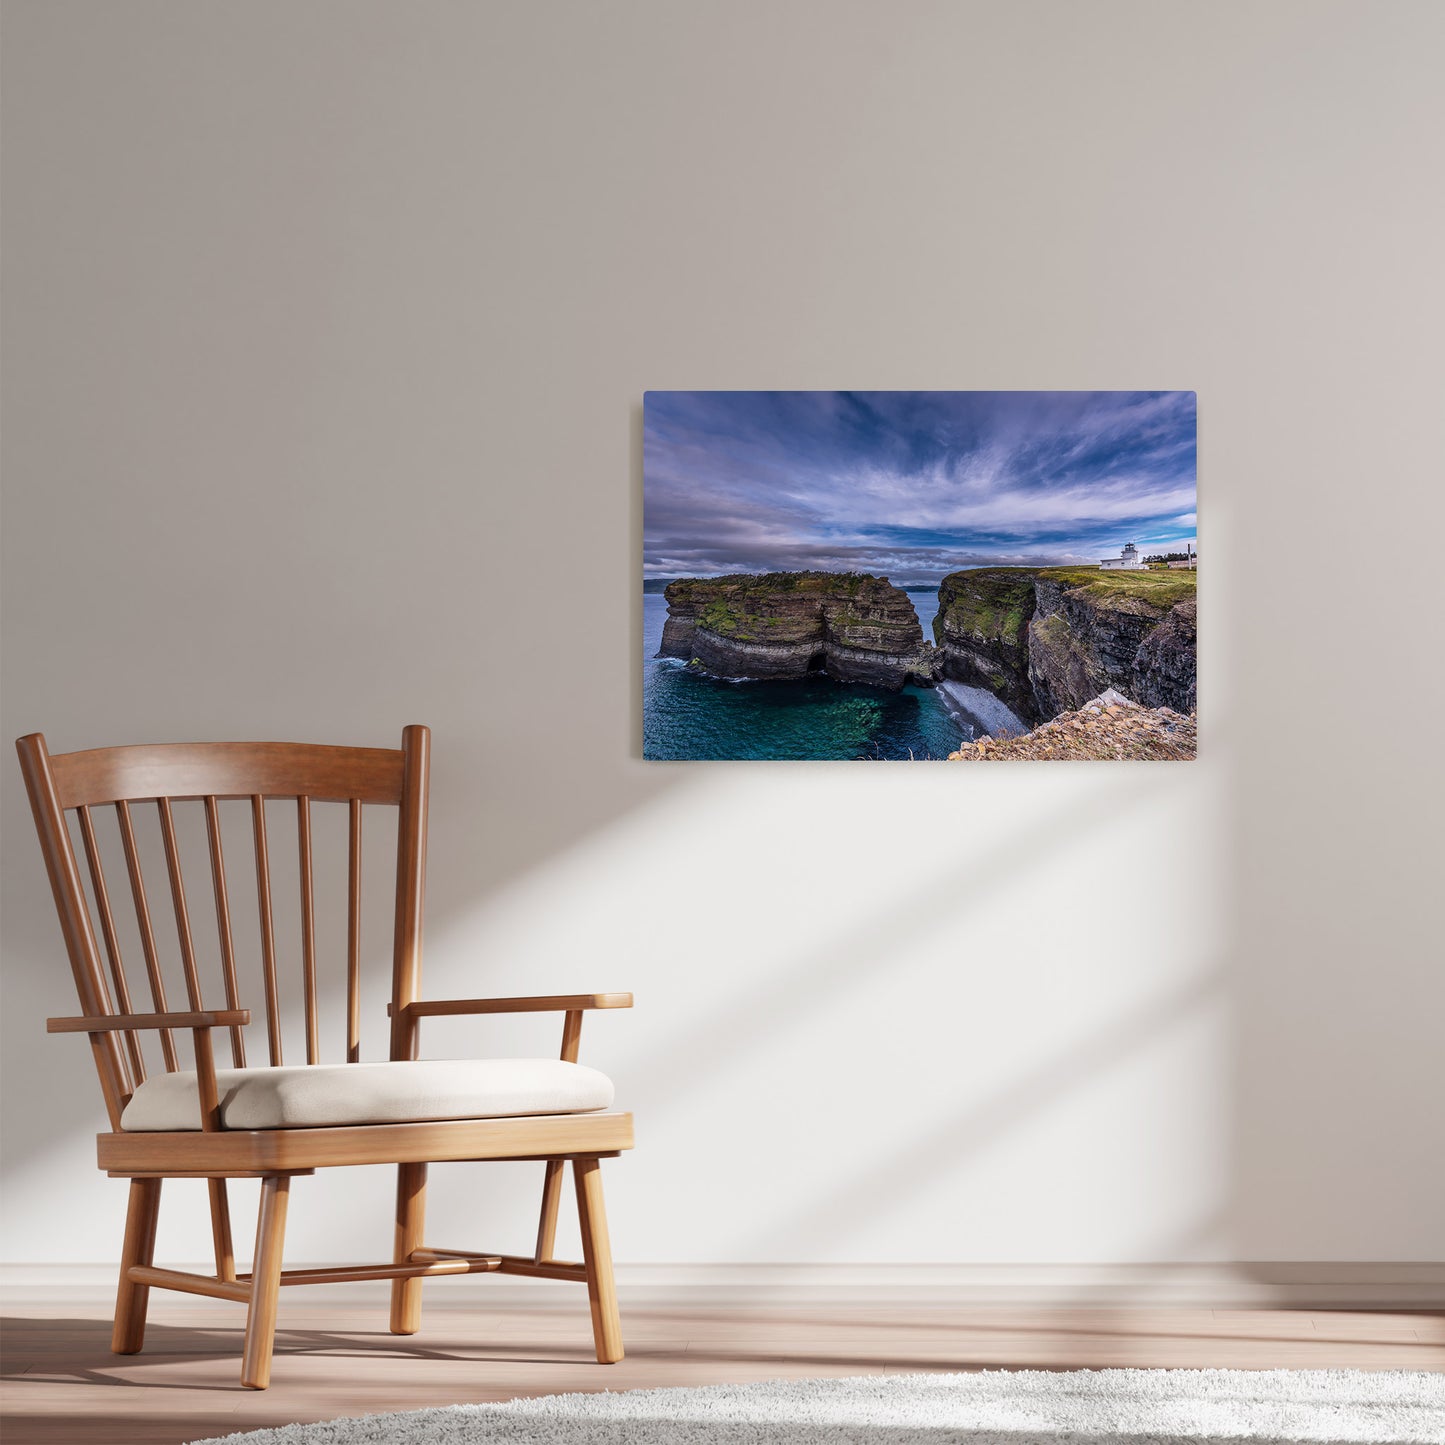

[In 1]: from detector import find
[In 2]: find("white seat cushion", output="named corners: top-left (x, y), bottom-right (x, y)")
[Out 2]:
top-left (119, 1058), bottom-right (614, 1132)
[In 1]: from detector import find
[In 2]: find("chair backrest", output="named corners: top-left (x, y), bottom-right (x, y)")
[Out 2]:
top-left (15, 725), bottom-right (431, 1128)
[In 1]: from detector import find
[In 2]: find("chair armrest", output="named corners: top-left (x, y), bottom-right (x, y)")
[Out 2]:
top-left (388, 993), bottom-right (632, 1018)
top-left (47, 1009), bottom-right (246, 1131)
top-left (47, 1009), bottom-right (251, 1033)
top-left (387, 993), bottom-right (631, 1066)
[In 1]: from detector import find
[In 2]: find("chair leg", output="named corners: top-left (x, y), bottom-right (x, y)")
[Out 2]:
top-left (208, 1178), bottom-right (236, 1282)
top-left (240, 1174), bottom-right (290, 1390)
top-left (535, 1158), bottom-right (565, 1262)
top-left (573, 1158), bottom-right (623, 1364)
top-left (112, 1177), bottom-right (162, 1355)
top-left (390, 1161), bottom-right (427, 1335)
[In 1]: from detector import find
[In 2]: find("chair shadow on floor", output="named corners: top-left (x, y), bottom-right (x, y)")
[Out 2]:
top-left (2, 1312), bottom-right (615, 1389)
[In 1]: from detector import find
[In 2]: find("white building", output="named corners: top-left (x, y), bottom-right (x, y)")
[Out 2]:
top-left (1099, 541), bottom-right (1146, 570)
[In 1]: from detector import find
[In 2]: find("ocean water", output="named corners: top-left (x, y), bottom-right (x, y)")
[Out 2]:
top-left (642, 591), bottom-right (1023, 762)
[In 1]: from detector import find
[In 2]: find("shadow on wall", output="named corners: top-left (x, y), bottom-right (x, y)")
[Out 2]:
top-left (735, 969), bottom-right (1224, 1259)
top-left (5, 594), bottom-right (1220, 1275)
top-left (2, 748), bottom-right (1212, 1272)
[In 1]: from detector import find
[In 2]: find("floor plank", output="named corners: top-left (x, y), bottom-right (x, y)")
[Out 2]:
top-left (4, 1301), bottom-right (1442, 1445)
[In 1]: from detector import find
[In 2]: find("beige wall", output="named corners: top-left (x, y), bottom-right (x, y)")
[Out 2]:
top-left (3, 0), bottom-right (1442, 1278)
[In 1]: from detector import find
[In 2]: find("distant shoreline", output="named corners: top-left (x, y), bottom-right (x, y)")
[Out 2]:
top-left (643, 565), bottom-right (1194, 595)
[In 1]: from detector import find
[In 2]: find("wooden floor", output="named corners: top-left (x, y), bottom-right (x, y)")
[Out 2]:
top-left (4, 1298), bottom-right (1442, 1445)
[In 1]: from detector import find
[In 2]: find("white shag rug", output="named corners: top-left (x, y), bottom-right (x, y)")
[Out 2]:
top-left (192, 1368), bottom-right (1445, 1445)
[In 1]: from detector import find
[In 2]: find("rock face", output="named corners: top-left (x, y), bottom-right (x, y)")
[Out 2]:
top-left (1132, 598), bottom-right (1197, 712)
top-left (934, 567), bottom-right (1197, 723)
top-left (658, 572), bottom-right (938, 690)
top-left (933, 570), bottom-right (1041, 723)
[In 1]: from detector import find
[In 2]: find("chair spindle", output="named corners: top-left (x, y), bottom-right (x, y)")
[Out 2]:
top-left (250, 796), bottom-right (283, 1066)
top-left (297, 797), bottom-right (319, 1065)
top-left (157, 799), bottom-right (205, 1013)
top-left (347, 800), bottom-right (362, 1063)
top-left (115, 800), bottom-right (179, 1071)
top-left (76, 805), bottom-right (145, 1087)
top-left (204, 797), bottom-right (247, 1068)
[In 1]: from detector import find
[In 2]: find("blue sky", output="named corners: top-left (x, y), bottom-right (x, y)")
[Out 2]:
top-left (643, 391), bottom-right (1197, 584)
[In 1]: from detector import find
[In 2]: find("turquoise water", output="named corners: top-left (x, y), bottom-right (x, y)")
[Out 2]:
top-left (642, 591), bottom-right (972, 761)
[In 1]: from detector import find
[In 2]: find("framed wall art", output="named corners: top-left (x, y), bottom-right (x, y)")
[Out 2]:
top-left (643, 391), bottom-right (1197, 761)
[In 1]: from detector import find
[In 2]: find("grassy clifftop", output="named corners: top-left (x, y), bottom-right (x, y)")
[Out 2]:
top-left (936, 565), bottom-right (1196, 642)
top-left (664, 571), bottom-right (914, 646)
top-left (665, 571), bottom-right (872, 602)
top-left (1038, 566), bottom-right (1197, 611)
top-left (933, 569), bottom-right (1037, 646)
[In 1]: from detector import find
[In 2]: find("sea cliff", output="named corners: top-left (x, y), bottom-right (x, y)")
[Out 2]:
top-left (934, 566), bottom-right (1196, 723)
top-left (932, 571), bottom-right (1040, 722)
top-left (658, 572), bottom-right (938, 691)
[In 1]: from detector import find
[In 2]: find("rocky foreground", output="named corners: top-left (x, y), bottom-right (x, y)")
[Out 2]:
top-left (658, 572), bottom-right (939, 690)
top-left (947, 690), bottom-right (1196, 761)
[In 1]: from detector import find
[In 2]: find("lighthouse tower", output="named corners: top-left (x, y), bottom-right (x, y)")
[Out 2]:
top-left (1099, 541), bottom-right (1145, 571)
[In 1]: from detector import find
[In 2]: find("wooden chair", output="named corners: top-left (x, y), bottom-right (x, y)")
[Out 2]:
top-left (15, 725), bottom-right (633, 1389)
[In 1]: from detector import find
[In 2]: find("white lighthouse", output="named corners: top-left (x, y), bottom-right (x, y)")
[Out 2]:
top-left (1099, 541), bottom-right (1145, 571)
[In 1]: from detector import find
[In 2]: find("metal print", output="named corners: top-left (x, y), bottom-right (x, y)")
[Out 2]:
top-left (643, 391), bottom-right (1197, 761)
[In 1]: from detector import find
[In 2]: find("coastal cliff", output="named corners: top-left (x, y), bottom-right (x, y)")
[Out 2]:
top-left (932, 571), bottom-right (1040, 722)
top-left (658, 572), bottom-right (938, 690)
top-left (934, 566), bottom-right (1197, 722)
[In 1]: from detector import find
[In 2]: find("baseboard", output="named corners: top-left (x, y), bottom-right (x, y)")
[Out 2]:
top-left (3, 1261), bottom-right (1442, 1309)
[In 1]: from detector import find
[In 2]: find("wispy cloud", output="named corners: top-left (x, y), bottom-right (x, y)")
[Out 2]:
top-left (644, 391), bottom-right (1197, 584)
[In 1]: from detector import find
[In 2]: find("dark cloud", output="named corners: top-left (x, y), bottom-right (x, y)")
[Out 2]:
top-left (643, 391), bottom-right (1197, 584)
